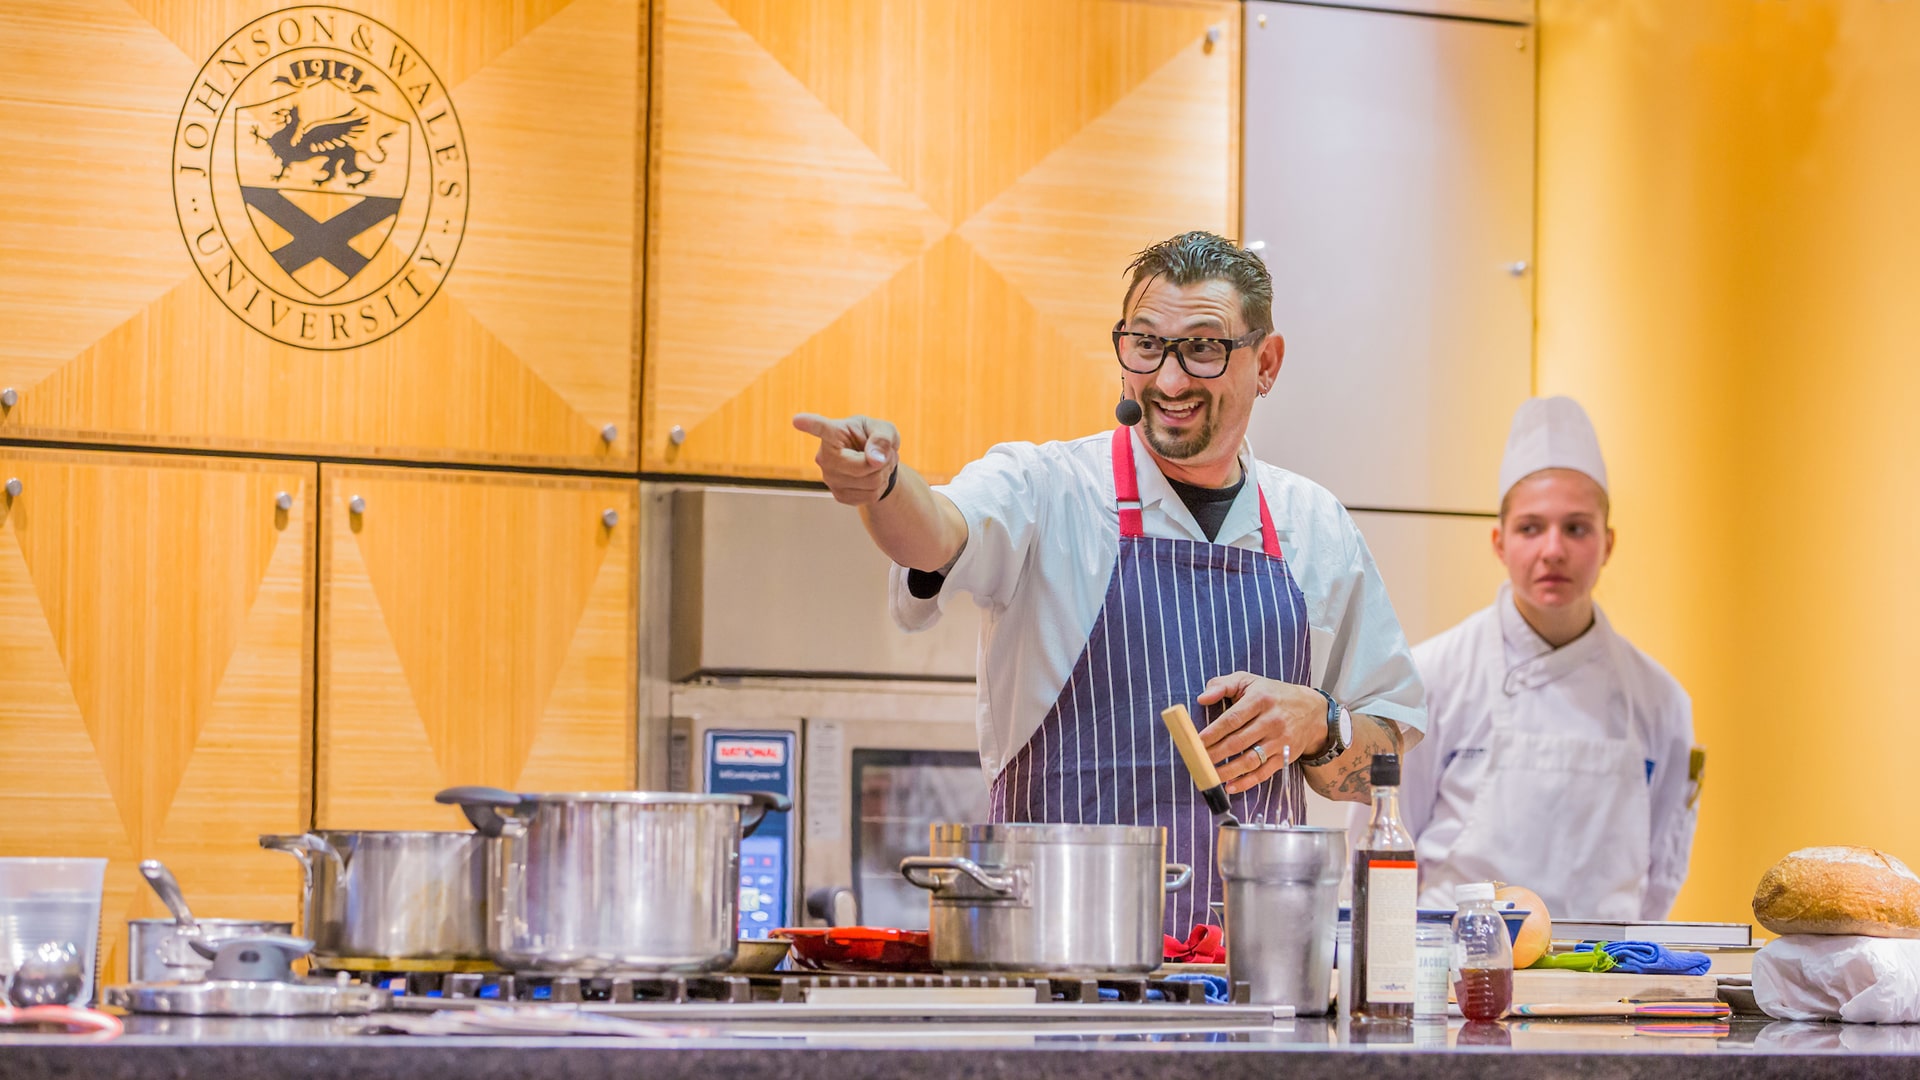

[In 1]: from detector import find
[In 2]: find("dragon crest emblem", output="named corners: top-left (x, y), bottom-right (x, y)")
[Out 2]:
top-left (173, 7), bottom-right (467, 349)
top-left (251, 105), bottom-right (393, 189)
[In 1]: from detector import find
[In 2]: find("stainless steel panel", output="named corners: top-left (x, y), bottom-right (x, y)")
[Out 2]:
top-left (1262, 0), bottom-right (1532, 24)
top-left (671, 488), bottom-right (979, 680)
top-left (1243, 2), bottom-right (1535, 513)
top-left (1348, 510), bottom-right (1506, 648)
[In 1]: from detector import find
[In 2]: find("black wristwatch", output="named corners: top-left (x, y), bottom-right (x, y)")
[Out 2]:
top-left (1299, 688), bottom-right (1347, 767)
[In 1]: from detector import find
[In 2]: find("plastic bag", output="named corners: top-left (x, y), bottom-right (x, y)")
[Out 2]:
top-left (1752, 934), bottom-right (1920, 1023)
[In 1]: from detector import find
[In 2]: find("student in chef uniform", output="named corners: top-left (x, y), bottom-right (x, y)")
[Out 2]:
top-left (1404, 397), bottom-right (1696, 920)
top-left (792, 232), bottom-right (1427, 936)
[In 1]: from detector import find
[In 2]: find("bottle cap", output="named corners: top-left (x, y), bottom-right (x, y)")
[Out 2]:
top-left (1369, 753), bottom-right (1400, 787)
top-left (1454, 882), bottom-right (1496, 904)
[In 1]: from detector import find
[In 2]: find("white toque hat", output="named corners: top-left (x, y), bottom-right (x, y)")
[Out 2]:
top-left (1497, 396), bottom-right (1608, 505)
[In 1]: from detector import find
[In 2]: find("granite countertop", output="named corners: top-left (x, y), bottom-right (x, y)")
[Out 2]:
top-left (7, 1015), bottom-right (1920, 1080)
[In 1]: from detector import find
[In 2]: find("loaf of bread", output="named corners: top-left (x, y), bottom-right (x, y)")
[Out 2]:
top-left (1753, 846), bottom-right (1920, 938)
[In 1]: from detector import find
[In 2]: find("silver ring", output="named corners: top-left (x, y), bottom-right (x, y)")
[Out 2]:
top-left (1251, 744), bottom-right (1268, 767)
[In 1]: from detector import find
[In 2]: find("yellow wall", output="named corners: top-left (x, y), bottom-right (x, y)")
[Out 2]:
top-left (1538, 0), bottom-right (1920, 921)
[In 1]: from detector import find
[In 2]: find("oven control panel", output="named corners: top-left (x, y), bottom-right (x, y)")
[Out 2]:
top-left (704, 730), bottom-right (796, 938)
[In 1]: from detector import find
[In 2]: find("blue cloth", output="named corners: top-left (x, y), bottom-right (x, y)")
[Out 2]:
top-left (1575, 940), bottom-right (1711, 976)
top-left (1162, 973), bottom-right (1232, 1005)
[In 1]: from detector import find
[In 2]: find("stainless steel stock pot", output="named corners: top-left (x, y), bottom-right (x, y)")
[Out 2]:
top-left (901, 822), bottom-right (1191, 974)
top-left (258, 830), bottom-right (490, 963)
top-left (435, 787), bottom-right (790, 975)
top-left (1217, 824), bottom-right (1346, 1015)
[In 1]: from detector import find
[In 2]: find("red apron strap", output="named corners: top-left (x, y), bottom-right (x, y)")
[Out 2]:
top-left (1110, 427), bottom-right (1144, 538)
top-left (1256, 484), bottom-right (1284, 560)
top-left (1116, 427), bottom-right (1282, 556)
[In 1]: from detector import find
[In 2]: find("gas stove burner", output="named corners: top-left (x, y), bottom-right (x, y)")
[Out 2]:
top-left (346, 967), bottom-right (1220, 1009)
top-left (333, 969), bottom-right (754, 1005)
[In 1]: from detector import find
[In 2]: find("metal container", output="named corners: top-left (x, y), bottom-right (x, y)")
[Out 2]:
top-left (258, 831), bottom-right (490, 963)
top-left (1217, 824), bottom-right (1346, 1016)
top-left (127, 918), bottom-right (292, 984)
top-left (436, 787), bottom-right (790, 975)
top-left (901, 823), bottom-right (1192, 975)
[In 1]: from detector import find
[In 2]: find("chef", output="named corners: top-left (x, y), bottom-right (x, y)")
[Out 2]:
top-left (792, 231), bottom-right (1426, 935)
top-left (1402, 396), bottom-right (1697, 920)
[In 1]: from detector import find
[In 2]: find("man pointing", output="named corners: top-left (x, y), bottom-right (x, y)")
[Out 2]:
top-left (794, 232), bottom-right (1426, 934)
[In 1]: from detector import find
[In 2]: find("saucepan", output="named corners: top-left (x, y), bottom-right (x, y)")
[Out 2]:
top-left (436, 787), bottom-right (791, 974)
top-left (902, 822), bottom-right (1191, 974)
top-left (127, 859), bottom-right (291, 983)
top-left (258, 830), bottom-right (491, 964)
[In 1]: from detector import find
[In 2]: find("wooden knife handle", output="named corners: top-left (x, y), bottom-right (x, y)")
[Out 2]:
top-left (1160, 704), bottom-right (1224, 791)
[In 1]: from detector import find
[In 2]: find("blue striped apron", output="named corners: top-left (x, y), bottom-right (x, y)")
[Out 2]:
top-left (989, 427), bottom-right (1312, 938)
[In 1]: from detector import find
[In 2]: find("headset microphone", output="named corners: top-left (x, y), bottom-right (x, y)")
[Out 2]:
top-left (1115, 392), bottom-right (1143, 427)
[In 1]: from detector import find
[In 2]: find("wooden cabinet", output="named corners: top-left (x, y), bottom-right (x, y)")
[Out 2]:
top-left (0, 0), bottom-right (643, 468)
top-left (644, 0), bottom-right (1241, 481)
top-left (0, 449), bottom-right (314, 984)
top-left (316, 466), bottom-right (638, 830)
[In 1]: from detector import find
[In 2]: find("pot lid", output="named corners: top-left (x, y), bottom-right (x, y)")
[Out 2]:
top-left (512, 791), bottom-right (754, 806)
top-left (103, 979), bottom-right (389, 1017)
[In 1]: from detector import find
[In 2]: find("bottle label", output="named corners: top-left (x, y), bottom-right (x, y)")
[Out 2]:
top-left (1364, 860), bottom-right (1417, 1003)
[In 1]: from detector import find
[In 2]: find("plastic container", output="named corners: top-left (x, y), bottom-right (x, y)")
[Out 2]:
top-left (0, 857), bottom-right (107, 1005)
top-left (1450, 882), bottom-right (1513, 1021)
top-left (1413, 920), bottom-right (1451, 1018)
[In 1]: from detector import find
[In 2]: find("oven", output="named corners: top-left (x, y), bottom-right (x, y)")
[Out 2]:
top-left (668, 682), bottom-right (991, 934)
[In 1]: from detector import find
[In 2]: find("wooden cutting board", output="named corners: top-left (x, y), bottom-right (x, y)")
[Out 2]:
top-left (1512, 968), bottom-right (1719, 1006)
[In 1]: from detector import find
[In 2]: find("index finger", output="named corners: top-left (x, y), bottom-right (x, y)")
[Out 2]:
top-left (792, 412), bottom-right (833, 439)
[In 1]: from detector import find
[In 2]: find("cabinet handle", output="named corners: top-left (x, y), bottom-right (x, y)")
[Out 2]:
top-left (274, 491), bottom-right (293, 512)
top-left (668, 425), bottom-right (686, 446)
top-left (600, 424), bottom-right (618, 445)
top-left (0, 388), bottom-right (15, 408)
top-left (348, 495), bottom-right (366, 515)
top-left (3, 478), bottom-right (18, 498)
top-left (1508, 260), bottom-right (1530, 277)
top-left (601, 508), bottom-right (619, 528)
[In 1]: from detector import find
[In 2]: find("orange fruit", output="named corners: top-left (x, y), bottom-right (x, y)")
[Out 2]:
top-left (1494, 884), bottom-right (1552, 968)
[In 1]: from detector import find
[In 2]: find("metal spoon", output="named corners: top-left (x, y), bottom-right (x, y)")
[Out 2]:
top-left (140, 859), bottom-right (198, 928)
top-left (7, 940), bottom-right (85, 1006)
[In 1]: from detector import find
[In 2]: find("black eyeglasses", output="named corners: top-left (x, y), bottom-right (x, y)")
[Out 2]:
top-left (1111, 323), bottom-right (1266, 379)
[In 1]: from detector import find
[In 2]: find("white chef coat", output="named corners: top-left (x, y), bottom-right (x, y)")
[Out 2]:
top-left (1401, 584), bottom-right (1696, 919)
top-left (889, 428), bottom-right (1427, 781)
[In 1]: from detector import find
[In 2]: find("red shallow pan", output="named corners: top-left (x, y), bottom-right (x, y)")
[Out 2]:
top-left (769, 927), bottom-right (935, 973)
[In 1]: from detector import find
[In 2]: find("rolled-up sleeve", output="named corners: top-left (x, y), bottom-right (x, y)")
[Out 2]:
top-left (888, 442), bottom-right (1046, 631)
top-left (1318, 516), bottom-right (1428, 747)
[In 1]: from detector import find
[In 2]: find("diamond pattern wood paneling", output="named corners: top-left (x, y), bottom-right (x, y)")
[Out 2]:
top-left (0, 449), bottom-right (313, 985)
top-left (645, 0), bottom-right (1240, 479)
top-left (316, 466), bottom-right (637, 831)
top-left (0, 0), bottom-right (643, 467)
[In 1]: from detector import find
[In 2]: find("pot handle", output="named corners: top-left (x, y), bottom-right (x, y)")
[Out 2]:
top-left (258, 833), bottom-right (346, 908)
top-left (738, 791), bottom-right (793, 838)
top-left (434, 786), bottom-right (526, 838)
top-left (899, 856), bottom-right (1019, 897)
top-left (1163, 863), bottom-right (1195, 893)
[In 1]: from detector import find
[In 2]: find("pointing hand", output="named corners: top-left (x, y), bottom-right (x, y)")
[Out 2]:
top-left (792, 413), bottom-right (901, 506)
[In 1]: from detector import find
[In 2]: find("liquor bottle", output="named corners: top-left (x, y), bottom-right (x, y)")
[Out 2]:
top-left (1349, 752), bottom-right (1415, 1019)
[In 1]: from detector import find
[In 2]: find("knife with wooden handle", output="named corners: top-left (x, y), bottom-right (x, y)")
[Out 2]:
top-left (1161, 704), bottom-right (1239, 828)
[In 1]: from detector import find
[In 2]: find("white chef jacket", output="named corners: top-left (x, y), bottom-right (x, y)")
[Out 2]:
top-left (1402, 585), bottom-right (1696, 919)
top-left (890, 428), bottom-right (1427, 781)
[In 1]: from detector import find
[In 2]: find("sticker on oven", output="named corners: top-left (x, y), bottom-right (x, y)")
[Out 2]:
top-left (715, 739), bottom-right (788, 766)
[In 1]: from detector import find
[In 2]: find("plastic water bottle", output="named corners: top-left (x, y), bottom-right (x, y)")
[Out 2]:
top-left (1450, 882), bottom-right (1513, 1021)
